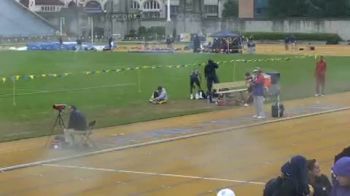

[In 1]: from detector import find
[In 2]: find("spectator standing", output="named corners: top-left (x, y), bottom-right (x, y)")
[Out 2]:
top-left (315, 56), bottom-right (327, 96)
top-left (166, 36), bottom-right (173, 49)
top-left (284, 36), bottom-right (290, 51)
top-left (331, 157), bottom-right (350, 196)
top-left (244, 72), bottom-right (254, 106)
top-left (252, 68), bottom-right (265, 119)
top-left (193, 34), bottom-right (201, 53)
top-left (204, 59), bottom-right (219, 103)
top-left (307, 159), bottom-right (332, 196)
top-left (190, 68), bottom-right (203, 100)
top-left (108, 36), bottom-right (113, 50)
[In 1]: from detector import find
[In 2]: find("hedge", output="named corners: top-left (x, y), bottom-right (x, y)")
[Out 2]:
top-left (242, 32), bottom-right (342, 44)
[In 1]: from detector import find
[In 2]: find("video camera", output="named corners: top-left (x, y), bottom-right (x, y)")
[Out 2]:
top-left (52, 104), bottom-right (66, 111)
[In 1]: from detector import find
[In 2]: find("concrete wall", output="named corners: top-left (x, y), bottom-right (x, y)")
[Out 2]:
top-left (222, 19), bottom-right (350, 40)
top-left (112, 18), bottom-right (350, 40)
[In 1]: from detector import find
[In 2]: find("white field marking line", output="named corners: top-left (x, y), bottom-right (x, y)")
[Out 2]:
top-left (43, 163), bottom-right (265, 185)
top-left (1, 106), bottom-right (350, 173)
top-left (0, 83), bottom-right (136, 97)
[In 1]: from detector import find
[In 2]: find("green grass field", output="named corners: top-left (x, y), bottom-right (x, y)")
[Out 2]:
top-left (0, 51), bottom-right (349, 142)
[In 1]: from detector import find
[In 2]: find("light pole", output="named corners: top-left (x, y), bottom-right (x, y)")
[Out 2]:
top-left (88, 16), bottom-right (94, 44)
top-left (59, 17), bottom-right (65, 36)
top-left (167, 0), bottom-right (171, 22)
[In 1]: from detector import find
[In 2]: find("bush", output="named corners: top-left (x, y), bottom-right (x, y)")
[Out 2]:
top-left (243, 32), bottom-right (342, 44)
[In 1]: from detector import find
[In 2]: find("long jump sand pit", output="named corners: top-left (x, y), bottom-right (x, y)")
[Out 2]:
top-left (256, 43), bottom-right (350, 56)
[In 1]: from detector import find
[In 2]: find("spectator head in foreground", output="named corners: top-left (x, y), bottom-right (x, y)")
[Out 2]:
top-left (332, 157), bottom-right (350, 187)
top-left (217, 188), bottom-right (235, 196)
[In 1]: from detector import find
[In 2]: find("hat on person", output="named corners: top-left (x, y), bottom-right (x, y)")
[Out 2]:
top-left (70, 105), bottom-right (77, 110)
top-left (253, 67), bottom-right (261, 73)
top-left (333, 157), bottom-right (350, 177)
top-left (217, 188), bottom-right (235, 196)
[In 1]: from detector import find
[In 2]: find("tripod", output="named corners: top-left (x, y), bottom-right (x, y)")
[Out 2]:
top-left (52, 110), bottom-right (65, 130)
top-left (45, 110), bottom-right (66, 147)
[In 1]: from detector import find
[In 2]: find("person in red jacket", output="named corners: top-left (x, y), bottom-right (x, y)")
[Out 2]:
top-left (315, 56), bottom-right (327, 96)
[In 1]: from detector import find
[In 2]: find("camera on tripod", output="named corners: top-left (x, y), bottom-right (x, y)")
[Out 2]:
top-left (52, 104), bottom-right (66, 111)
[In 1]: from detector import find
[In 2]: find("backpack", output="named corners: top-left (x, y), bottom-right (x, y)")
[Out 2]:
top-left (263, 176), bottom-right (284, 196)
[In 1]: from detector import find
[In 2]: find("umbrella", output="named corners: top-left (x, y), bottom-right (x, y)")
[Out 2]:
top-left (210, 31), bottom-right (240, 38)
top-left (210, 31), bottom-right (241, 53)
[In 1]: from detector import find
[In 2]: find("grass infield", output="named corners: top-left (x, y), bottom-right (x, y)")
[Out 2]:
top-left (0, 51), bottom-right (349, 141)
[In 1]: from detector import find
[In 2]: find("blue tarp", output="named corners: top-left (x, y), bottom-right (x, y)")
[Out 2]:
top-left (27, 42), bottom-right (95, 51)
top-left (210, 31), bottom-right (240, 38)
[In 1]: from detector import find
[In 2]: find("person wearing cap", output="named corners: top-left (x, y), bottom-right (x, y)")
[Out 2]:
top-left (331, 157), bottom-right (350, 196)
top-left (64, 105), bottom-right (88, 145)
top-left (217, 188), bottom-right (235, 196)
top-left (252, 68), bottom-right (265, 119)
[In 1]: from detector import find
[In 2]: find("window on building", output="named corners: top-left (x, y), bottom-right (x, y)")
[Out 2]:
top-left (143, 12), bottom-right (160, 19)
top-left (143, 0), bottom-right (160, 10)
top-left (204, 5), bottom-right (218, 15)
top-left (131, 1), bottom-right (140, 9)
top-left (165, 5), bottom-right (179, 17)
top-left (171, 5), bottom-right (179, 15)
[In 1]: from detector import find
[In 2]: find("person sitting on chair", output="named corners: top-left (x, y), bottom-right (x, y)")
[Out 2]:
top-left (64, 105), bottom-right (87, 146)
top-left (149, 86), bottom-right (168, 104)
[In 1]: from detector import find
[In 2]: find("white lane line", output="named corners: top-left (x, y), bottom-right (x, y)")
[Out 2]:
top-left (0, 83), bottom-right (135, 97)
top-left (43, 163), bottom-right (265, 185)
top-left (1, 106), bottom-right (350, 173)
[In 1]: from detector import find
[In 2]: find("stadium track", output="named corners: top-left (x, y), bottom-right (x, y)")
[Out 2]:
top-left (1, 92), bottom-right (350, 195)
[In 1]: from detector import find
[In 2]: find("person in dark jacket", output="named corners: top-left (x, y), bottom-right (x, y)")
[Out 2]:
top-left (331, 157), bottom-right (350, 196)
top-left (190, 68), bottom-right (203, 100)
top-left (204, 59), bottom-right (219, 103)
top-left (64, 105), bottom-right (87, 145)
top-left (264, 155), bottom-right (310, 196)
top-left (334, 146), bottom-right (350, 163)
top-left (307, 159), bottom-right (332, 196)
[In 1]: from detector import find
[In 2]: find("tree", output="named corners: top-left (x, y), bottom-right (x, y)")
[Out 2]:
top-left (222, 0), bottom-right (238, 18)
top-left (268, 0), bottom-right (350, 18)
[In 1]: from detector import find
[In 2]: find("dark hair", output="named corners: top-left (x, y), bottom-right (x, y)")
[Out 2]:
top-left (307, 159), bottom-right (316, 170)
top-left (157, 86), bottom-right (162, 91)
top-left (245, 72), bottom-right (251, 76)
top-left (70, 105), bottom-right (77, 110)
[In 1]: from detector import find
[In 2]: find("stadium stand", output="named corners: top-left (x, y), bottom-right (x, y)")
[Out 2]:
top-left (0, 0), bottom-right (56, 37)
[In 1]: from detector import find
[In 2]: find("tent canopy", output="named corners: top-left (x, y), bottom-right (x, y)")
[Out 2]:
top-left (210, 31), bottom-right (240, 38)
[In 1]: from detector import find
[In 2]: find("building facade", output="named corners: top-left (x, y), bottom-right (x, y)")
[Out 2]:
top-left (18, 0), bottom-right (234, 37)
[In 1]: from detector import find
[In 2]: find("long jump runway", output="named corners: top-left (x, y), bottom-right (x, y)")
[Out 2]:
top-left (1, 92), bottom-right (350, 195)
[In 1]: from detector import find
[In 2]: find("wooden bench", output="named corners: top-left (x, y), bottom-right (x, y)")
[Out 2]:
top-left (212, 81), bottom-right (247, 105)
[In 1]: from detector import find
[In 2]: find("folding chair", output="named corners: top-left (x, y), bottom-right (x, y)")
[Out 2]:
top-left (72, 120), bottom-right (96, 148)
